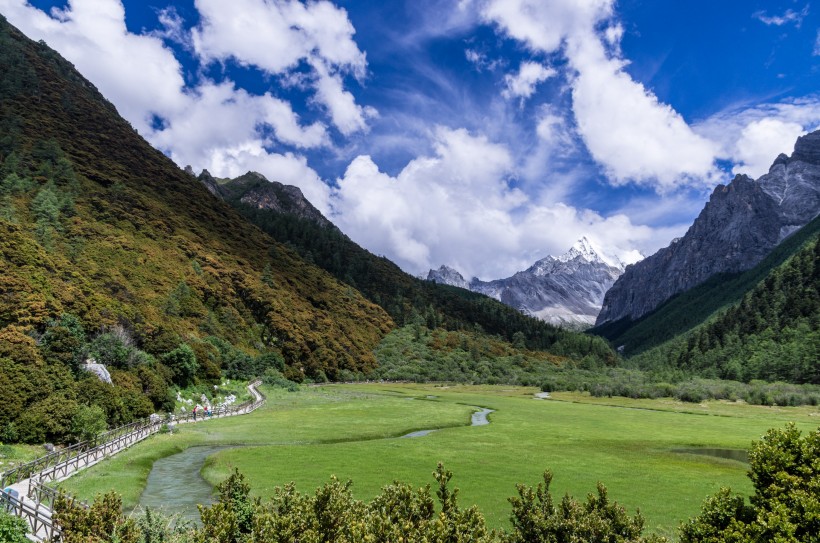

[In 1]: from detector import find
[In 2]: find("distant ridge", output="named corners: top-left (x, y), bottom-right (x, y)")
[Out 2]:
top-left (426, 238), bottom-right (637, 328)
top-left (202, 171), bottom-right (619, 363)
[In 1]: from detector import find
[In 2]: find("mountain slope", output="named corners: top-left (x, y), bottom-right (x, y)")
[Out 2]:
top-left (631, 231), bottom-right (819, 383)
top-left (592, 214), bottom-right (820, 355)
top-left (597, 133), bottom-right (820, 326)
top-left (427, 238), bottom-right (629, 327)
top-left (0, 15), bottom-right (392, 382)
top-left (202, 172), bottom-right (619, 364)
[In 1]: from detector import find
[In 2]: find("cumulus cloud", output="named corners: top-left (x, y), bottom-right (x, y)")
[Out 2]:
top-left (478, 0), bottom-right (720, 191)
top-left (309, 60), bottom-right (377, 135)
top-left (567, 33), bottom-right (718, 190)
top-left (695, 97), bottom-right (820, 178)
top-left (333, 127), bottom-right (663, 278)
top-left (479, 0), bottom-right (614, 53)
top-left (752, 5), bottom-right (809, 27)
top-left (502, 61), bottom-right (556, 101)
top-left (0, 0), bottom-right (187, 132)
top-left (192, 0), bottom-right (373, 135)
top-left (731, 119), bottom-right (806, 177)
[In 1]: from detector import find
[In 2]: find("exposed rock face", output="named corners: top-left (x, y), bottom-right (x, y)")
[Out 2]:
top-left (197, 169), bottom-right (223, 197)
top-left (596, 131), bottom-right (820, 326)
top-left (427, 265), bottom-right (470, 290)
top-left (198, 170), bottom-right (331, 227)
top-left (427, 238), bottom-right (629, 327)
top-left (83, 361), bottom-right (112, 384)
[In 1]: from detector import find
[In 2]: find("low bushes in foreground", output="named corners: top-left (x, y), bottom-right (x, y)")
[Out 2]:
top-left (50, 425), bottom-right (820, 543)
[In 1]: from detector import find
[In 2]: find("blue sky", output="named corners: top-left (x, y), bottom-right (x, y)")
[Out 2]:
top-left (3, 0), bottom-right (820, 279)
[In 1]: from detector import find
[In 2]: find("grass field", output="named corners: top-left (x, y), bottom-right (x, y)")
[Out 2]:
top-left (61, 383), bottom-right (820, 539)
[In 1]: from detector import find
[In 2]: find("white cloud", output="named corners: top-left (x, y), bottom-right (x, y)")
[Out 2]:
top-left (695, 97), bottom-right (820, 178)
top-left (479, 0), bottom-right (721, 191)
top-left (479, 0), bottom-right (614, 54)
top-left (333, 127), bottom-right (662, 279)
top-left (151, 6), bottom-right (188, 46)
top-left (192, 0), bottom-right (373, 135)
top-left (567, 33), bottom-right (719, 190)
top-left (0, 0), bottom-right (187, 132)
top-left (814, 29), bottom-right (820, 56)
top-left (731, 119), bottom-right (806, 177)
top-left (0, 0), bottom-right (358, 214)
top-left (309, 60), bottom-right (377, 136)
top-left (502, 61), bottom-right (556, 101)
top-left (752, 5), bottom-right (809, 27)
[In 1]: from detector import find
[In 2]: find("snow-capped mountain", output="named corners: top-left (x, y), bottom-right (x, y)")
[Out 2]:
top-left (427, 238), bottom-right (638, 328)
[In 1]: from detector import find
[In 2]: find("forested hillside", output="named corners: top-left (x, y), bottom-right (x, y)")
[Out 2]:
top-left (593, 214), bottom-right (820, 355)
top-left (0, 15), bottom-right (396, 442)
top-left (212, 173), bottom-right (616, 362)
top-left (632, 234), bottom-right (819, 383)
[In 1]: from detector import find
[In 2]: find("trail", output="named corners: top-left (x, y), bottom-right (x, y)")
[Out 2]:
top-left (0, 381), bottom-right (264, 542)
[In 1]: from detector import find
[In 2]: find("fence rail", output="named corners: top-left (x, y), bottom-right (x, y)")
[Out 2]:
top-left (1, 380), bottom-right (265, 542)
top-left (1, 486), bottom-right (58, 542)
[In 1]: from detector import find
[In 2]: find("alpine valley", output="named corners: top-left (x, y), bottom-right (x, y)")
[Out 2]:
top-left (0, 14), bottom-right (615, 445)
top-left (3, 5), bottom-right (820, 543)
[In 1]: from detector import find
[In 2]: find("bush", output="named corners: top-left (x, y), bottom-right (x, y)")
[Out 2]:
top-left (162, 344), bottom-right (198, 387)
top-left (507, 470), bottom-right (665, 543)
top-left (0, 510), bottom-right (28, 543)
top-left (680, 424), bottom-right (820, 542)
top-left (70, 404), bottom-right (107, 443)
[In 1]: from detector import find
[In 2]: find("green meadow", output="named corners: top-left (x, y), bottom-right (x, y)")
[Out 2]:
top-left (61, 384), bottom-right (820, 539)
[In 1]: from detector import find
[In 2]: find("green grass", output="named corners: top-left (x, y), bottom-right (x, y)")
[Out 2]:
top-left (0, 443), bottom-right (42, 471)
top-left (61, 384), bottom-right (820, 540)
top-left (60, 385), bottom-right (474, 506)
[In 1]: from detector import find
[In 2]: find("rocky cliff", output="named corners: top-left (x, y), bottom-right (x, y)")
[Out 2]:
top-left (199, 170), bottom-right (332, 227)
top-left (596, 130), bottom-right (820, 326)
top-left (427, 265), bottom-right (471, 290)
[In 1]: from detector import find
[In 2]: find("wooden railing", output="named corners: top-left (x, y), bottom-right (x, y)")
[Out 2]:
top-left (1, 486), bottom-right (59, 542)
top-left (1, 381), bottom-right (264, 488)
top-left (0, 380), bottom-right (265, 542)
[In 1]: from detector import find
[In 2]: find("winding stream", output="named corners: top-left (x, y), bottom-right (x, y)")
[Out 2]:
top-left (138, 405), bottom-right (495, 519)
top-left (137, 446), bottom-right (230, 522)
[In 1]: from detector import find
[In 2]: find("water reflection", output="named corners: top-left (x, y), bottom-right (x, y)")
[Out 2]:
top-left (673, 448), bottom-right (748, 463)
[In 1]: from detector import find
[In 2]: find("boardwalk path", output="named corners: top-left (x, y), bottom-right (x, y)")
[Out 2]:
top-left (0, 380), bottom-right (264, 541)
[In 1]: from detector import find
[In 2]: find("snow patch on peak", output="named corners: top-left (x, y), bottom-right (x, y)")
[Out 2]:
top-left (557, 237), bottom-right (630, 270)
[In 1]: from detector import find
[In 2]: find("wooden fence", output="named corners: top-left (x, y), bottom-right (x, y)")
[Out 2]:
top-left (0, 380), bottom-right (265, 542)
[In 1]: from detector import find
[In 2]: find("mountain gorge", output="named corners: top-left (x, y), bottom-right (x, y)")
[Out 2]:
top-left (198, 170), bottom-right (617, 363)
top-left (597, 132), bottom-right (820, 327)
top-left (427, 238), bottom-right (631, 327)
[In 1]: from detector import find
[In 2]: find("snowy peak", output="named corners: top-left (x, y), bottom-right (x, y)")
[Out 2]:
top-left (426, 237), bottom-right (640, 328)
top-left (550, 237), bottom-right (634, 271)
top-left (557, 237), bottom-right (601, 263)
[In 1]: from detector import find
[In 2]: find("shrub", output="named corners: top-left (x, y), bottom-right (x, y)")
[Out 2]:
top-left (0, 510), bottom-right (28, 543)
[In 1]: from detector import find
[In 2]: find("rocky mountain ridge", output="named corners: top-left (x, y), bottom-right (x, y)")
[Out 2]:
top-left (427, 238), bottom-right (630, 327)
top-left (197, 170), bottom-right (332, 227)
top-left (596, 130), bottom-right (820, 326)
